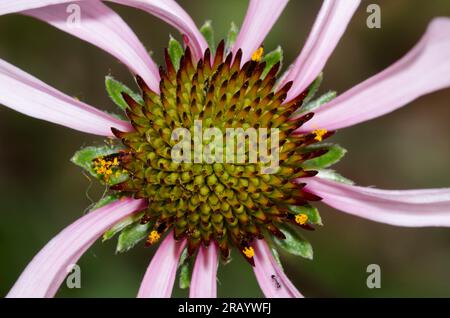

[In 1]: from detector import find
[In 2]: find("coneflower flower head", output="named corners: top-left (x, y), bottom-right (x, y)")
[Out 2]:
top-left (97, 38), bottom-right (332, 266)
top-left (3, 0), bottom-right (450, 299)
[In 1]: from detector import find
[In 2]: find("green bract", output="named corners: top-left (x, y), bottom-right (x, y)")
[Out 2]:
top-left (273, 225), bottom-right (313, 260)
top-left (105, 76), bottom-right (143, 111)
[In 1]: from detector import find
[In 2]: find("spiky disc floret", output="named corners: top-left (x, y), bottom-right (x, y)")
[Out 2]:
top-left (109, 41), bottom-right (333, 264)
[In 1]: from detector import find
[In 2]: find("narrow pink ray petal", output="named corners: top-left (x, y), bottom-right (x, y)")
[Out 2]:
top-left (0, 0), bottom-right (74, 13)
top-left (189, 244), bottom-right (218, 298)
top-left (7, 198), bottom-right (147, 298)
top-left (0, 0), bottom-right (207, 62)
top-left (283, 0), bottom-right (360, 101)
top-left (253, 240), bottom-right (303, 298)
top-left (305, 177), bottom-right (450, 227)
top-left (23, 1), bottom-right (161, 92)
top-left (137, 233), bottom-right (186, 298)
top-left (108, 0), bottom-right (208, 60)
top-left (0, 58), bottom-right (132, 136)
top-left (298, 17), bottom-right (450, 132)
top-left (233, 0), bottom-right (289, 63)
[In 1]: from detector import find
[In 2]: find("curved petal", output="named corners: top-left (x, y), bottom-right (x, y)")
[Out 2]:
top-left (283, 0), bottom-right (360, 101)
top-left (7, 198), bottom-right (147, 298)
top-left (24, 1), bottom-right (160, 92)
top-left (0, 58), bottom-right (132, 136)
top-left (137, 233), bottom-right (186, 298)
top-left (305, 177), bottom-right (450, 227)
top-left (189, 244), bottom-right (218, 298)
top-left (1, 1), bottom-right (160, 91)
top-left (109, 0), bottom-right (208, 60)
top-left (0, 0), bottom-right (73, 12)
top-left (299, 17), bottom-right (450, 132)
top-left (233, 0), bottom-right (289, 63)
top-left (253, 240), bottom-right (303, 298)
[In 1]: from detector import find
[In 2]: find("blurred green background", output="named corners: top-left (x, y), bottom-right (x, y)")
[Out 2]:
top-left (1, 0), bottom-right (450, 298)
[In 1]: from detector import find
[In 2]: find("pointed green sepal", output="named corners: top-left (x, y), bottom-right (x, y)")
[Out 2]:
top-left (270, 245), bottom-right (284, 269)
top-left (225, 22), bottom-right (239, 52)
top-left (88, 194), bottom-right (120, 214)
top-left (299, 90), bottom-right (337, 115)
top-left (273, 225), bottom-right (313, 260)
top-left (105, 76), bottom-right (143, 111)
top-left (168, 35), bottom-right (184, 71)
top-left (303, 73), bottom-right (323, 105)
top-left (288, 204), bottom-right (323, 226)
top-left (301, 143), bottom-right (347, 170)
top-left (178, 248), bottom-right (195, 289)
top-left (71, 144), bottom-right (128, 185)
top-left (262, 46), bottom-right (283, 78)
top-left (103, 210), bottom-right (145, 242)
top-left (200, 20), bottom-right (215, 55)
top-left (317, 169), bottom-right (354, 185)
top-left (116, 222), bottom-right (151, 253)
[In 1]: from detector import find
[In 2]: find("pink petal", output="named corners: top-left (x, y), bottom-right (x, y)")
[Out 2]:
top-left (305, 177), bottom-right (450, 227)
top-left (137, 233), bottom-right (186, 298)
top-left (109, 0), bottom-right (208, 60)
top-left (189, 244), bottom-right (218, 298)
top-left (253, 240), bottom-right (303, 298)
top-left (0, 0), bottom-right (73, 12)
top-left (1, 1), bottom-right (159, 91)
top-left (23, 1), bottom-right (161, 92)
top-left (1, 0), bottom-right (207, 64)
top-left (0, 58), bottom-right (132, 136)
top-left (233, 0), bottom-right (289, 63)
top-left (7, 198), bottom-right (147, 298)
top-left (283, 0), bottom-right (360, 101)
top-left (299, 17), bottom-right (450, 132)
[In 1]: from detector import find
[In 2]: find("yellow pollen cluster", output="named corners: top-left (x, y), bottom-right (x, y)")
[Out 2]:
top-left (243, 246), bottom-right (255, 258)
top-left (147, 230), bottom-right (161, 244)
top-left (93, 157), bottom-right (122, 180)
top-left (312, 128), bottom-right (328, 142)
top-left (295, 214), bottom-right (308, 225)
top-left (251, 47), bottom-right (264, 62)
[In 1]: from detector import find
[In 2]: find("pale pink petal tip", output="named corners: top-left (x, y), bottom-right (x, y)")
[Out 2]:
top-left (306, 177), bottom-right (450, 227)
top-left (190, 244), bottom-right (219, 298)
top-left (7, 198), bottom-right (147, 298)
top-left (23, 1), bottom-right (161, 93)
top-left (109, 0), bottom-right (208, 60)
top-left (233, 0), bottom-right (289, 63)
top-left (253, 240), bottom-right (303, 298)
top-left (283, 0), bottom-right (360, 101)
top-left (0, 58), bottom-right (133, 136)
top-left (137, 233), bottom-right (186, 298)
top-left (299, 17), bottom-right (450, 132)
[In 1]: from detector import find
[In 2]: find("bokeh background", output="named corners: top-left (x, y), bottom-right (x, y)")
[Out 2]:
top-left (1, 0), bottom-right (450, 297)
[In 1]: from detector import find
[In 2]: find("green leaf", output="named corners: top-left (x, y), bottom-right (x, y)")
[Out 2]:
top-left (168, 35), bottom-right (184, 71)
top-left (71, 145), bottom-right (123, 174)
top-left (301, 143), bottom-right (347, 170)
top-left (288, 204), bottom-right (322, 225)
top-left (317, 169), bottom-right (354, 185)
top-left (300, 90), bottom-right (337, 115)
top-left (105, 76), bottom-right (143, 111)
top-left (262, 46), bottom-right (283, 78)
top-left (89, 194), bottom-right (120, 212)
top-left (200, 20), bottom-right (215, 55)
top-left (71, 145), bottom-right (128, 185)
top-left (270, 246), bottom-right (284, 270)
top-left (178, 248), bottom-right (194, 289)
top-left (116, 222), bottom-right (151, 253)
top-left (273, 225), bottom-right (313, 260)
top-left (225, 22), bottom-right (239, 52)
top-left (303, 73), bottom-right (323, 105)
top-left (103, 211), bottom-right (144, 242)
